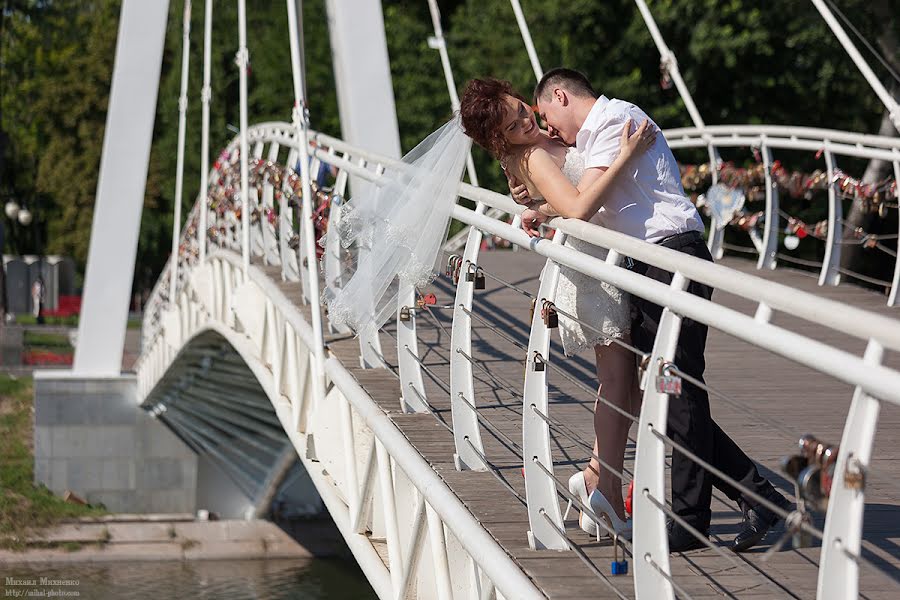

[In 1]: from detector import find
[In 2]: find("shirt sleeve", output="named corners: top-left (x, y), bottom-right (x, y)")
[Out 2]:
top-left (583, 114), bottom-right (628, 170)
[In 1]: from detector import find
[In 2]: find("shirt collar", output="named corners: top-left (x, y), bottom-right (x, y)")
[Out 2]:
top-left (575, 96), bottom-right (611, 151)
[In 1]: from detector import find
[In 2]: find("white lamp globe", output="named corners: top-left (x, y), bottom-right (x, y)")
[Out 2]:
top-left (4, 201), bottom-right (19, 220)
top-left (17, 208), bottom-right (32, 226)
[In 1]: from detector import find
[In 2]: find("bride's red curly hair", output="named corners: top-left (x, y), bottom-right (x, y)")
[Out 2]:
top-left (460, 78), bottom-right (530, 160)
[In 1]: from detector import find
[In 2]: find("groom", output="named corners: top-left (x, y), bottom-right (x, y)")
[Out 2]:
top-left (515, 68), bottom-right (790, 553)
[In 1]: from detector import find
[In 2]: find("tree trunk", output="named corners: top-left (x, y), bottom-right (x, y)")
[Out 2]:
top-left (841, 0), bottom-right (899, 272)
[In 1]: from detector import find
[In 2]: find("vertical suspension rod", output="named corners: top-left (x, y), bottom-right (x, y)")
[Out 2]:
top-left (810, 0), bottom-right (900, 133)
top-left (198, 0), bottom-right (213, 263)
top-left (425, 0), bottom-right (479, 186)
top-left (508, 0), bottom-right (543, 83)
top-left (237, 0), bottom-right (251, 272)
top-left (169, 0), bottom-right (192, 303)
top-left (285, 0), bottom-right (328, 405)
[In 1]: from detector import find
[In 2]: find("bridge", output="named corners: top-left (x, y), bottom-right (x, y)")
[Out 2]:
top-left (33, 1), bottom-right (900, 599)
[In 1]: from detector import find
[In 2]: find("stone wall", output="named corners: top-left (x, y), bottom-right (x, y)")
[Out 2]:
top-left (33, 373), bottom-right (198, 513)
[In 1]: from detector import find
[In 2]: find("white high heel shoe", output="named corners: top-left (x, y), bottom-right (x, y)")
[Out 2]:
top-left (589, 488), bottom-right (632, 540)
top-left (563, 471), bottom-right (599, 538)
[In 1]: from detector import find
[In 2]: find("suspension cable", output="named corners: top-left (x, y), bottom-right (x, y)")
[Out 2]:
top-left (406, 384), bottom-right (453, 433)
top-left (649, 426), bottom-right (822, 541)
top-left (464, 437), bottom-right (527, 506)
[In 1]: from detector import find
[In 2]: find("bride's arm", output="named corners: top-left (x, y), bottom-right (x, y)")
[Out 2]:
top-left (525, 119), bottom-right (655, 221)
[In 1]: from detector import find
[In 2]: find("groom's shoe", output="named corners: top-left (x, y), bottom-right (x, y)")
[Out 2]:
top-left (732, 489), bottom-right (793, 553)
top-left (666, 519), bottom-right (708, 553)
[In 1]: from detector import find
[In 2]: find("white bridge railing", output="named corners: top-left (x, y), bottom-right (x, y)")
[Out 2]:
top-left (137, 121), bottom-right (900, 600)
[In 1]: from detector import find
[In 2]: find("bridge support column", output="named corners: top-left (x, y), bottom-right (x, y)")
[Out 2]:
top-left (73, 0), bottom-right (170, 375)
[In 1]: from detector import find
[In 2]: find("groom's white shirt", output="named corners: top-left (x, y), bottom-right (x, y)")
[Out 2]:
top-left (576, 96), bottom-right (703, 243)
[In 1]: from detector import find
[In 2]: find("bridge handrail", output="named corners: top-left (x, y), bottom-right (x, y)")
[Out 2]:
top-left (309, 132), bottom-right (900, 355)
top-left (664, 124), bottom-right (900, 150)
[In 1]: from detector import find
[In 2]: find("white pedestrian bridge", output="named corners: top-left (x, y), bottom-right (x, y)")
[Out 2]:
top-left (47, 1), bottom-right (900, 598)
top-left (131, 119), bottom-right (900, 599)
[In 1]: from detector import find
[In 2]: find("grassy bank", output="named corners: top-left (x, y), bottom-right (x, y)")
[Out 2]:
top-left (0, 375), bottom-right (104, 550)
top-left (14, 315), bottom-right (143, 329)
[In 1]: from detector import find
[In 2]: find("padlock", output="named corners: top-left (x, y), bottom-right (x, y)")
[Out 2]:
top-left (541, 300), bottom-right (559, 329)
top-left (820, 445), bottom-right (839, 497)
top-left (532, 352), bottom-right (545, 372)
top-left (399, 306), bottom-right (411, 322)
top-left (624, 481), bottom-right (634, 517)
top-left (446, 254), bottom-right (460, 278)
top-left (780, 454), bottom-right (809, 480)
top-left (416, 293), bottom-right (437, 309)
top-left (474, 267), bottom-right (486, 289)
top-left (843, 456), bottom-right (866, 491)
top-left (452, 258), bottom-right (463, 285)
top-left (797, 464), bottom-right (827, 512)
top-left (610, 533), bottom-right (629, 575)
top-left (655, 363), bottom-right (682, 396)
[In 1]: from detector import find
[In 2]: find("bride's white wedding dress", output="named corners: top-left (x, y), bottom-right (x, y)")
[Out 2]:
top-left (552, 148), bottom-right (631, 356)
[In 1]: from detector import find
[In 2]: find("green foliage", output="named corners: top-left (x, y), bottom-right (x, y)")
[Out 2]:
top-left (1, 0), bottom-right (898, 293)
top-left (22, 331), bottom-right (71, 349)
top-left (0, 376), bottom-right (104, 550)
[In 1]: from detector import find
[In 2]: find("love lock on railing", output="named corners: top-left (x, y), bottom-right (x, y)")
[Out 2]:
top-left (445, 254), bottom-right (464, 284)
top-left (465, 264), bottom-right (485, 289)
top-left (766, 433), bottom-right (844, 557)
top-left (655, 361), bottom-right (682, 396)
top-left (399, 293), bottom-right (436, 322)
top-left (540, 300), bottom-right (558, 329)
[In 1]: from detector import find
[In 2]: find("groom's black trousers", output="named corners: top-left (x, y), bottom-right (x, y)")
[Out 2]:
top-left (630, 231), bottom-right (772, 529)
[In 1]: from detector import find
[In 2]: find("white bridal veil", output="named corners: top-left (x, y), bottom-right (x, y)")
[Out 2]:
top-left (324, 116), bottom-right (472, 337)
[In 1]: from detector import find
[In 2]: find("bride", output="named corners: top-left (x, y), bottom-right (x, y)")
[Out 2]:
top-left (459, 78), bottom-right (655, 538)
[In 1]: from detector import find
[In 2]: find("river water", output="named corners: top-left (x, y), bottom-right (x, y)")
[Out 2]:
top-left (0, 558), bottom-right (376, 599)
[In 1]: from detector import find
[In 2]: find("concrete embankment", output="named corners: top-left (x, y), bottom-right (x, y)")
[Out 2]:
top-left (0, 514), bottom-right (328, 563)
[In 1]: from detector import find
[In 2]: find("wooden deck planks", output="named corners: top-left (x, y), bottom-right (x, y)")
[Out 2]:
top-left (284, 252), bottom-right (900, 599)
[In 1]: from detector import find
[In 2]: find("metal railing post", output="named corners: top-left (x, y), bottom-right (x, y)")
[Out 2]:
top-left (357, 163), bottom-right (388, 369)
top-left (705, 143), bottom-right (725, 259)
top-left (888, 155), bottom-right (900, 306)
top-left (397, 282), bottom-right (429, 413)
top-left (632, 273), bottom-right (687, 600)
top-left (758, 138), bottom-right (779, 270)
top-left (449, 211), bottom-right (488, 471)
top-left (819, 143), bottom-right (842, 286)
top-left (280, 148), bottom-right (300, 282)
top-left (817, 339), bottom-right (883, 599)
top-left (261, 142), bottom-right (281, 266)
top-left (323, 149), bottom-right (350, 331)
top-left (523, 232), bottom-right (568, 550)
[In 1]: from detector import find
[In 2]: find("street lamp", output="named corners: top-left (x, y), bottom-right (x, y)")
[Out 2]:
top-left (4, 200), bottom-right (32, 225)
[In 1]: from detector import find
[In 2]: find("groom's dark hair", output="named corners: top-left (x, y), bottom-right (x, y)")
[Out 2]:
top-left (534, 68), bottom-right (597, 103)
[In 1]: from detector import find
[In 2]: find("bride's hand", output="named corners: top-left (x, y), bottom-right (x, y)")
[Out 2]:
top-left (618, 118), bottom-right (657, 163)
